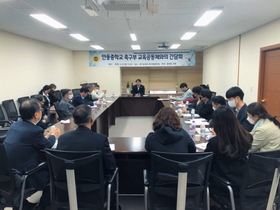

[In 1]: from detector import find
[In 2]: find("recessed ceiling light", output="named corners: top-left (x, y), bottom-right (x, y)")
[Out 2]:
top-left (170, 44), bottom-right (181, 49)
top-left (70, 34), bottom-right (89, 41)
top-left (194, 10), bottom-right (222, 27)
top-left (180, 32), bottom-right (197, 40)
top-left (30, 14), bottom-right (67, 29)
top-left (130, 34), bottom-right (137, 41)
top-left (90, 45), bottom-right (104, 50)
top-left (131, 45), bottom-right (140, 50)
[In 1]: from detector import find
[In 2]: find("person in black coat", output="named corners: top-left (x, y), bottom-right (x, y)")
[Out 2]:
top-left (39, 85), bottom-right (52, 110)
top-left (72, 87), bottom-right (94, 107)
top-left (49, 83), bottom-right (59, 106)
top-left (145, 107), bottom-right (196, 153)
top-left (195, 89), bottom-right (213, 121)
top-left (57, 104), bottom-right (116, 175)
top-left (131, 79), bottom-right (145, 96)
top-left (204, 106), bottom-right (252, 196)
top-left (4, 99), bottom-right (60, 209)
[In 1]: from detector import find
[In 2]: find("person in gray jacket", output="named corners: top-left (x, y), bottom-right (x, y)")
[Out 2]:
top-left (174, 82), bottom-right (193, 101)
top-left (58, 89), bottom-right (75, 119)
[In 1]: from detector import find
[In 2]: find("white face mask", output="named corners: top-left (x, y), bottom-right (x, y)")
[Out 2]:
top-left (247, 116), bottom-right (255, 124)
top-left (68, 94), bottom-right (73, 100)
top-left (228, 100), bottom-right (236, 108)
top-left (95, 89), bottom-right (99, 93)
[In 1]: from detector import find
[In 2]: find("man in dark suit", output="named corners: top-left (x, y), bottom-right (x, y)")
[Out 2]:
top-left (226, 86), bottom-right (254, 132)
top-left (57, 104), bottom-right (116, 175)
top-left (72, 87), bottom-right (94, 107)
top-left (195, 89), bottom-right (214, 121)
top-left (4, 98), bottom-right (60, 209)
top-left (131, 78), bottom-right (145, 96)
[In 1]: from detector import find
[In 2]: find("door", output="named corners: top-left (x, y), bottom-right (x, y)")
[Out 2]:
top-left (259, 44), bottom-right (280, 120)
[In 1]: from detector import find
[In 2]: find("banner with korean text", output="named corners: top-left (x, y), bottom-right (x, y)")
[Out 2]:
top-left (89, 51), bottom-right (195, 67)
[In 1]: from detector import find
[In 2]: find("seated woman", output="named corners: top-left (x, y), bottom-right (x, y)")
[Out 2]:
top-left (205, 106), bottom-right (252, 194)
top-left (32, 94), bottom-right (51, 129)
top-left (49, 83), bottom-right (59, 106)
top-left (39, 85), bottom-right (53, 110)
top-left (145, 107), bottom-right (196, 153)
top-left (247, 102), bottom-right (280, 152)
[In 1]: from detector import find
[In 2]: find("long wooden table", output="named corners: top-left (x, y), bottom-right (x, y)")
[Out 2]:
top-left (47, 96), bottom-right (207, 194)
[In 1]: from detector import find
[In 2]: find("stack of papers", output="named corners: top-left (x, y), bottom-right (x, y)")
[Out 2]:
top-left (183, 113), bottom-right (200, 118)
top-left (60, 119), bottom-right (70, 124)
top-left (196, 143), bottom-right (208, 150)
top-left (109, 144), bottom-right (115, 151)
top-left (195, 128), bottom-right (211, 134)
top-left (184, 119), bottom-right (209, 125)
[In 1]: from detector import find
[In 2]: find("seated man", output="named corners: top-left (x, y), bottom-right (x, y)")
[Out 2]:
top-left (32, 94), bottom-right (51, 129)
top-left (85, 83), bottom-right (97, 102)
top-left (131, 79), bottom-right (145, 96)
top-left (57, 104), bottom-right (116, 175)
top-left (72, 87), bottom-right (94, 107)
top-left (174, 83), bottom-right (193, 101)
top-left (3, 98), bottom-right (60, 209)
top-left (195, 89), bottom-right (213, 121)
top-left (58, 89), bottom-right (75, 119)
top-left (91, 84), bottom-right (106, 100)
top-left (226, 86), bottom-right (253, 132)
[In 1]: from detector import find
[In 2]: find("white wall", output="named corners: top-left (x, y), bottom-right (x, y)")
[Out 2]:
top-left (203, 19), bottom-right (280, 103)
top-left (0, 30), bottom-right (74, 103)
top-left (73, 51), bottom-right (121, 96)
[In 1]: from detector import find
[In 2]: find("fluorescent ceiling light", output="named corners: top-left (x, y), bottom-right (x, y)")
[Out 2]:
top-left (90, 45), bottom-right (104, 50)
top-left (70, 34), bottom-right (89, 41)
top-left (30, 14), bottom-right (67, 29)
top-left (131, 45), bottom-right (141, 50)
top-left (194, 10), bottom-right (222, 27)
top-left (180, 32), bottom-right (197, 40)
top-left (170, 44), bottom-right (181, 49)
top-left (130, 34), bottom-right (137, 41)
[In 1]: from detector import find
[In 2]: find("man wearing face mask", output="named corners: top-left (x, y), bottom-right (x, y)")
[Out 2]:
top-left (91, 84), bottom-right (106, 100)
top-left (58, 89), bottom-right (75, 119)
top-left (4, 99), bottom-right (60, 209)
top-left (195, 89), bottom-right (214, 121)
top-left (225, 86), bottom-right (253, 132)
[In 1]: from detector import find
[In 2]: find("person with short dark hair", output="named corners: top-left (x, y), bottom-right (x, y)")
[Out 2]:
top-left (32, 94), bottom-right (51, 129)
top-left (205, 106), bottom-right (252, 196)
top-left (131, 79), bottom-right (145, 96)
top-left (58, 89), bottom-right (74, 119)
top-left (49, 83), bottom-right (59, 105)
top-left (212, 96), bottom-right (226, 110)
top-left (39, 85), bottom-right (52, 110)
top-left (72, 87), bottom-right (94, 107)
top-left (57, 104), bottom-right (116, 175)
top-left (91, 84), bottom-right (107, 100)
top-left (247, 102), bottom-right (280, 152)
top-left (225, 86), bottom-right (253, 131)
top-left (145, 107), bottom-right (196, 153)
top-left (4, 99), bottom-right (60, 209)
top-left (195, 89), bottom-right (214, 121)
top-left (174, 82), bottom-right (193, 101)
top-left (85, 83), bottom-right (96, 102)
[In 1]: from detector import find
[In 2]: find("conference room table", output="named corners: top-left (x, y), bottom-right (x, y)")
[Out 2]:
top-left (46, 96), bottom-right (209, 194)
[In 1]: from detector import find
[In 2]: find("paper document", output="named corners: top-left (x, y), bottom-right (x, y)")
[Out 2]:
top-left (183, 114), bottom-right (200, 118)
top-left (157, 98), bottom-right (169, 101)
top-left (196, 143), bottom-right (208, 150)
top-left (195, 128), bottom-right (211, 134)
top-left (109, 144), bottom-right (115, 151)
top-left (52, 140), bottom-right (58, 149)
top-left (60, 119), bottom-right (70, 124)
top-left (106, 101), bottom-right (114, 103)
top-left (184, 119), bottom-right (209, 125)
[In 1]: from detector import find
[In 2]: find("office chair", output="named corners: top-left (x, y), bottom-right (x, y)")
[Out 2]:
top-left (2, 99), bottom-right (21, 121)
top-left (53, 101), bottom-right (67, 121)
top-left (144, 151), bottom-right (213, 210)
top-left (17, 96), bottom-right (29, 106)
top-left (72, 89), bottom-right (80, 97)
top-left (210, 151), bottom-right (280, 210)
top-left (54, 90), bottom-right (62, 101)
top-left (0, 144), bottom-right (47, 210)
top-left (45, 149), bottom-right (119, 210)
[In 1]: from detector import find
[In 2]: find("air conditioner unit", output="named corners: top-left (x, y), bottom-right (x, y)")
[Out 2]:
top-left (87, 0), bottom-right (147, 12)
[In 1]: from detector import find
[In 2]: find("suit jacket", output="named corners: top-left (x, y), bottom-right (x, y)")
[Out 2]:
top-left (4, 120), bottom-right (56, 189)
top-left (72, 94), bottom-right (94, 107)
top-left (131, 84), bottom-right (145, 96)
top-left (57, 126), bottom-right (116, 175)
top-left (205, 136), bottom-right (248, 193)
top-left (58, 98), bottom-right (75, 119)
top-left (236, 104), bottom-right (253, 132)
top-left (49, 90), bottom-right (59, 106)
top-left (195, 99), bottom-right (213, 121)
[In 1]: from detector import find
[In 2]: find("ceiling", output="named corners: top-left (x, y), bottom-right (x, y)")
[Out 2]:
top-left (1, 0), bottom-right (280, 52)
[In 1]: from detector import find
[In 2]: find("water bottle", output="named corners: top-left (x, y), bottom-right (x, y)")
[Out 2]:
top-left (200, 123), bottom-right (206, 138)
top-left (189, 125), bottom-right (194, 140)
top-left (191, 108), bottom-right (195, 119)
top-left (191, 120), bottom-right (196, 131)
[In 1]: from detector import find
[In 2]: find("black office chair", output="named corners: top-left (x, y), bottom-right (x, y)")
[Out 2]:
top-left (45, 149), bottom-right (119, 210)
top-left (2, 99), bottom-right (21, 121)
top-left (72, 89), bottom-right (80, 97)
top-left (17, 96), bottom-right (29, 106)
top-left (210, 151), bottom-right (280, 210)
top-left (54, 90), bottom-right (62, 101)
top-left (0, 143), bottom-right (47, 210)
top-left (144, 151), bottom-right (213, 210)
top-left (0, 105), bottom-right (13, 142)
top-left (53, 101), bottom-right (66, 121)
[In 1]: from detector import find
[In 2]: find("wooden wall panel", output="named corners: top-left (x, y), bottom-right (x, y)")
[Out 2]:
top-left (121, 52), bottom-right (203, 93)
